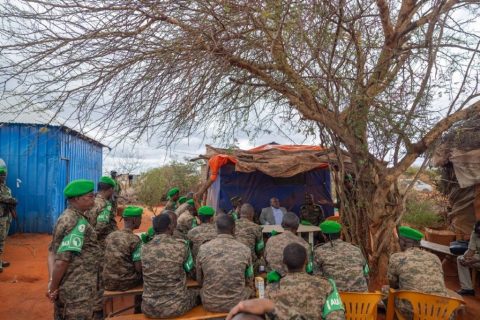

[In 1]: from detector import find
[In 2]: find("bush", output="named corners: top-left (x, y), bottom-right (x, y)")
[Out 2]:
top-left (403, 197), bottom-right (443, 229)
top-left (136, 161), bottom-right (201, 209)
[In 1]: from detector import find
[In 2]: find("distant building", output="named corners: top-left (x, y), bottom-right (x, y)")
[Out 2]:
top-left (0, 111), bottom-right (107, 233)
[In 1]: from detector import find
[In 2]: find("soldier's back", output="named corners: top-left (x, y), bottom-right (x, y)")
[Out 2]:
top-left (265, 231), bottom-right (309, 276)
top-left (235, 218), bottom-right (262, 257)
top-left (314, 239), bottom-right (368, 292)
top-left (187, 223), bottom-right (217, 259)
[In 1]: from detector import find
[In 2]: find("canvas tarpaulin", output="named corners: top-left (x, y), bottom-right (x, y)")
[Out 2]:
top-left (450, 149), bottom-right (480, 189)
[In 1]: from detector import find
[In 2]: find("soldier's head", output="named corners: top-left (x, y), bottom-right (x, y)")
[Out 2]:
top-left (153, 213), bottom-right (174, 235)
top-left (122, 206), bottom-right (143, 230)
top-left (97, 176), bottom-right (116, 199)
top-left (216, 214), bottom-right (235, 236)
top-left (65, 179), bottom-right (95, 211)
top-left (167, 187), bottom-right (180, 202)
top-left (319, 221), bottom-right (342, 243)
top-left (305, 193), bottom-right (314, 205)
top-left (231, 196), bottom-right (242, 208)
top-left (240, 203), bottom-right (255, 221)
top-left (281, 212), bottom-right (299, 232)
top-left (397, 226), bottom-right (423, 251)
top-left (270, 197), bottom-right (280, 209)
top-left (163, 210), bottom-right (178, 230)
top-left (186, 191), bottom-right (194, 200)
top-left (283, 242), bottom-right (307, 273)
top-left (0, 167), bottom-right (6, 184)
top-left (474, 221), bottom-right (480, 235)
top-left (198, 205), bottom-right (215, 224)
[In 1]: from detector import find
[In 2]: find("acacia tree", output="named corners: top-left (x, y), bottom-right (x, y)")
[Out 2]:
top-left (1, 0), bottom-right (480, 284)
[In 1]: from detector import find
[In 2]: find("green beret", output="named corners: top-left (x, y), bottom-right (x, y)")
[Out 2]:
top-left (123, 206), bottom-right (143, 217)
top-left (319, 221), bottom-right (342, 234)
top-left (398, 226), bottom-right (424, 241)
top-left (167, 187), bottom-right (179, 199)
top-left (64, 179), bottom-right (94, 198)
top-left (186, 199), bottom-right (195, 206)
top-left (99, 176), bottom-right (116, 187)
top-left (178, 196), bottom-right (187, 204)
top-left (198, 206), bottom-right (215, 216)
top-left (0, 166), bottom-right (6, 174)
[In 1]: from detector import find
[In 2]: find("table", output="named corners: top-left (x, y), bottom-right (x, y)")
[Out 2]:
top-left (262, 225), bottom-right (321, 246)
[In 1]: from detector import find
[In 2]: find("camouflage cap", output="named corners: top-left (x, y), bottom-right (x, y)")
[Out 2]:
top-left (99, 176), bottom-right (116, 187)
top-left (198, 205), bottom-right (215, 216)
top-left (398, 226), bottom-right (424, 241)
top-left (123, 206), bottom-right (143, 217)
top-left (64, 179), bottom-right (94, 198)
top-left (178, 196), bottom-right (187, 204)
top-left (319, 221), bottom-right (342, 234)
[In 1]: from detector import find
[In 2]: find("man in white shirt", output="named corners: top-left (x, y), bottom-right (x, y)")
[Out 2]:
top-left (259, 198), bottom-right (287, 225)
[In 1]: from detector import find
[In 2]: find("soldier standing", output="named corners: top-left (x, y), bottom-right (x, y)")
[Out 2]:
top-left (164, 187), bottom-right (180, 210)
top-left (235, 203), bottom-right (264, 272)
top-left (266, 243), bottom-right (345, 320)
top-left (103, 206), bottom-right (143, 291)
top-left (141, 213), bottom-right (198, 318)
top-left (89, 176), bottom-right (118, 247)
top-left (264, 212), bottom-right (309, 277)
top-left (388, 226), bottom-right (448, 318)
top-left (197, 214), bottom-right (253, 312)
top-left (187, 206), bottom-right (217, 262)
top-left (314, 221), bottom-right (369, 292)
top-left (0, 165), bottom-right (16, 272)
top-left (47, 179), bottom-right (102, 320)
top-left (228, 196), bottom-right (243, 220)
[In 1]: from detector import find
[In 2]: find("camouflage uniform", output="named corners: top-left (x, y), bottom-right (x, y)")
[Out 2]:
top-left (187, 222), bottom-right (217, 261)
top-left (177, 210), bottom-right (196, 239)
top-left (314, 239), bottom-right (368, 292)
top-left (388, 247), bottom-right (448, 318)
top-left (103, 229), bottom-right (142, 291)
top-left (235, 218), bottom-right (263, 266)
top-left (0, 183), bottom-right (15, 265)
top-left (175, 202), bottom-right (190, 217)
top-left (89, 194), bottom-right (118, 248)
top-left (50, 207), bottom-right (102, 320)
top-left (196, 234), bottom-right (253, 312)
top-left (141, 233), bottom-right (198, 318)
top-left (164, 199), bottom-right (177, 211)
top-left (300, 204), bottom-right (325, 226)
top-left (266, 272), bottom-right (345, 320)
top-left (264, 231), bottom-right (309, 276)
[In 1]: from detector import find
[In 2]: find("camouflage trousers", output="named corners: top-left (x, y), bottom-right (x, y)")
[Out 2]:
top-left (142, 288), bottom-right (200, 318)
top-left (0, 215), bottom-right (11, 261)
top-left (54, 298), bottom-right (93, 320)
top-left (94, 266), bottom-right (104, 317)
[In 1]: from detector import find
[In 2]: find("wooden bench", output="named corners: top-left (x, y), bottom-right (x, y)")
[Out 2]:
top-left (420, 240), bottom-right (455, 257)
top-left (104, 280), bottom-right (200, 317)
top-left (107, 305), bottom-right (228, 319)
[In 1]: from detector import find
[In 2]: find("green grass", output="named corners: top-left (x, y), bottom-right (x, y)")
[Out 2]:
top-left (402, 198), bottom-right (442, 229)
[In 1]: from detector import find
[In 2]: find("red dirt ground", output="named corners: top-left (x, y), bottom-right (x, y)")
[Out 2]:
top-left (0, 207), bottom-right (479, 319)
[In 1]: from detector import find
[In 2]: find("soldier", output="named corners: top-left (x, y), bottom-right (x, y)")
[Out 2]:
top-left (47, 179), bottom-right (102, 320)
top-left (187, 205), bottom-right (217, 262)
top-left (175, 196), bottom-right (189, 217)
top-left (235, 203), bottom-right (264, 271)
top-left (177, 199), bottom-right (198, 238)
top-left (228, 196), bottom-right (243, 220)
top-left (103, 206), bottom-right (143, 291)
top-left (109, 170), bottom-right (121, 216)
top-left (141, 213), bottom-right (198, 318)
top-left (265, 243), bottom-right (345, 320)
top-left (300, 193), bottom-right (325, 226)
top-left (314, 221), bottom-right (369, 292)
top-left (197, 214), bottom-right (253, 312)
top-left (89, 176), bottom-right (117, 247)
top-left (388, 226), bottom-right (448, 318)
top-left (164, 187), bottom-right (180, 210)
top-left (457, 220), bottom-right (480, 296)
top-left (264, 212), bottom-right (309, 276)
top-left (0, 165), bottom-right (16, 272)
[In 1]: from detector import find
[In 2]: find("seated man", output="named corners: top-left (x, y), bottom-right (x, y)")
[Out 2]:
top-left (174, 196), bottom-right (188, 216)
top-left (197, 214), bottom-right (253, 312)
top-left (259, 198), bottom-right (287, 225)
top-left (457, 220), bottom-right (480, 295)
top-left (235, 204), bottom-right (264, 271)
top-left (264, 212), bottom-right (309, 276)
top-left (314, 221), bottom-right (368, 292)
top-left (228, 196), bottom-right (243, 220)
top-left (142, 213), bottom-right (198, 318)
top-left (103, 206), bottom-right (143, 291)
top-left (187, 205), bottom-right (217, 261)
top-left (177, 199), bottom-right (198, 238)
top-left (300, 193), bottom-right (325, 226)
top-left (265, 243), bottom-right (345, 320)
top-left (388, 226), bottom-right (448, 318)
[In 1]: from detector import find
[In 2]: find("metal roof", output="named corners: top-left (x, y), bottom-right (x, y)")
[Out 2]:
top-left (0, 109), bottom-right (108, 148)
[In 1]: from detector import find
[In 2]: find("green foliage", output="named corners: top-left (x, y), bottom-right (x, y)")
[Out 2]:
top-left (403, 197), bottom-right (442, 229)
top-left (404, 166), bottom-right (419, 177)
top-left (136, 161), bottom-right (200, 208)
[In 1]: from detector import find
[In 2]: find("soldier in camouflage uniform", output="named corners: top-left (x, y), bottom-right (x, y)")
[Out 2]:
top-left (228, 195), bottom-right (242, 220)
top-left (197, 212), bottom-right (253, 312)
top-left (300, 193), bottom-right (325, 226)
top-left (187, 206), bottom-right (217, 262)
top-left (265, 242), bottom-right (345, 320)
top-left (314, 221), bottom-right (368, 292)
top-left (388, 226), bottom-right (448, 319)
top-left (164, 187), bottom-right (180, 210)
top-left (0, 166), bottom-right (16, 272)
top-left (235, 203), bottom-right (264, 271)
top-left (103, 206), bottom-right (143, 291)
top-left (176, 199), bottom-right (198, 238)
top-left (142, 213), bottom-right (199, 318)
top-left (264, 212), bottom-right (309, 276)
top-left (175, 196), bottom-right (189, 216)
top-left (88, 176), bottom-right (117, 247)
top-left (47, 179), bottom-right (102, 320)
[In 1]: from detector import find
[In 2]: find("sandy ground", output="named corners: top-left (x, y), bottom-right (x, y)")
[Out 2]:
top-left (0, 207), bottom-right (479, 319)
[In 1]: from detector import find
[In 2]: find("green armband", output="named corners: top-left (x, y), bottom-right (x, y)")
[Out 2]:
top-left (232, 212), bottom-right (238, 220)
top-left (271, 230), bottom-right (279, 236)
top-left (57, 218), bottom-right (88, 253)
top-left (132, 243), bottom-right (142, 262)
top-left (183, 241), bottom-right (194, 272)
top-left (255, 239), bottom-right (265, 252)
top-left (322, 278), bottom-right (345, 319)
top-left (306, 260), bottom-right (313, 274)
top-left (266, 270), bottom-right (281, 283)
top-left (191, 218), bottom-right (198, 228)
top-left (97, 203), bottom-right (113, 223)
top-left (245, 264), bottom-right (254, 278)
top-left (363, 263), bottom-right (369, 276)
top-left (140, 227), bottom-right (155, 244)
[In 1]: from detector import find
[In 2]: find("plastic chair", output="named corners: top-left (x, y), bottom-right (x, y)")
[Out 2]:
top-left (339, 291), bottom-right (382, 320)
top-left (385, 288), bottom-right (465, 320)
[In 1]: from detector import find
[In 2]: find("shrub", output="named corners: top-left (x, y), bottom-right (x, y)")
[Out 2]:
top-left (403, 196), bottom-right (443, 229)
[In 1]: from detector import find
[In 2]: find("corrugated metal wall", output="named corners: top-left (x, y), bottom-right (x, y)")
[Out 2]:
top-left (0, 123), bottom-right (103, 233)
